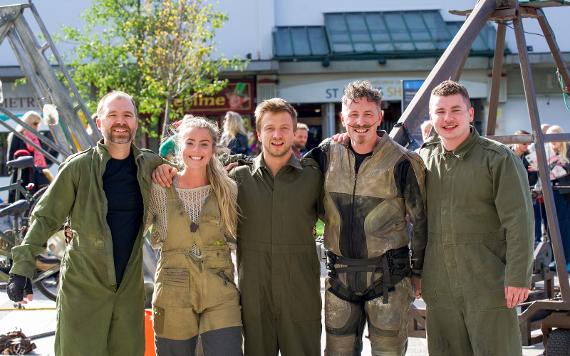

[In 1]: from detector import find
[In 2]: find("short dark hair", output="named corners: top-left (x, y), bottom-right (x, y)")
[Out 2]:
top-left (341, 80), bottom-right (382, 109)
top-left (431, 80), bottom-right (471, 107)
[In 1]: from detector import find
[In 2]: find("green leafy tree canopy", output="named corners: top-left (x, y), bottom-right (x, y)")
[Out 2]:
top-left (63, 0), bottom-right (245, 137)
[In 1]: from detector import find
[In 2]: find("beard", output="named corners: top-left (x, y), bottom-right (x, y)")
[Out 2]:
top-left (105, 124), bottom-right (135, 144)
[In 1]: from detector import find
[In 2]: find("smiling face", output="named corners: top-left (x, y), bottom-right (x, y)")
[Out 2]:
top-left (257, 111), bottom-right (295, 159)
top-left (429, 94), bottom-right (474, 151)
top-left (179, 127), bottom-right (214, 170)
top-left (96, 96), bottom-right (138, 145)
top-left (340, 98), bottom-right (382, 151)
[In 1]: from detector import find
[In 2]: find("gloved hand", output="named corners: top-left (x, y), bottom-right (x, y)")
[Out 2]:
top-left (7, 274), bottom-right (33, 303)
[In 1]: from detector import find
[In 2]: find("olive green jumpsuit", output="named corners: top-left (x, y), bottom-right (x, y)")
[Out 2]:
top-left (151, 184), bottom-right (242, 354)
top-left (230, 154), bottom-right (323, 356)
top-left (419, 129), bottom-right (534, 356)
top-left (11, 142), bottom-right (163, 356)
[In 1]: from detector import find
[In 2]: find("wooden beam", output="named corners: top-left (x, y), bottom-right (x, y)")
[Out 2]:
top-left (391, 0), bottom-right (497, 145)
top-left (486, 22), bottom-right (507, 135)
top-left (536, 8), bottom-right (570, 94)
top-left (513, 11), bottom-right (570, 301)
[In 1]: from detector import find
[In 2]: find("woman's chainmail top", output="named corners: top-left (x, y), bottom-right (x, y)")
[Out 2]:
top-left (146, 182), bottom-right (211, 248)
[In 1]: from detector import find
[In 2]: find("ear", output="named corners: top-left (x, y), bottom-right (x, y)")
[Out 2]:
top-left (96, 116), bottom-right (102, 129)
top-left (468, 107), bottom-right (475, 123)
top-left (256, 130), bottom-right (261, 142)
top-left (339, 112), bottom-right (347, 129)
top-left (378, 110), bottom-right (384, 125)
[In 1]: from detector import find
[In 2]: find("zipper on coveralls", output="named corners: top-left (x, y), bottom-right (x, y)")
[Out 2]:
top-left (348, 152), bottom-right (361, 258)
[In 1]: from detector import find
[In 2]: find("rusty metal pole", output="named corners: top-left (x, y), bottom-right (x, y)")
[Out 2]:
top-left (391, 0), bottom-right (497, 145)
top-left (486, 22), bottom-right (507, 135)
top-left (535, 8), bottom-right (570, 94)
top-left (513, 10), bottom-right (570, 300)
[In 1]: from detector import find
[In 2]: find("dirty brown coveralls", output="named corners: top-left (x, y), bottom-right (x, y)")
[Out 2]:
top-left (150, 183), bottom-right (242, 355)
top-left (230, 154), bottom-right (323, 356)
top-left (306, 135), bottom-right (427, 356)
top-left (419, 129), bottom-right (534, 356)
top-left (11, 142), bottom-right (162, 356)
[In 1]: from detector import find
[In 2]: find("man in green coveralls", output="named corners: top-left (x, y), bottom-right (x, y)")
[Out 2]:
top-left (419, 80), bottom-right (534, 355)
top-left (7, 91), bottom-right (163, 356)
top-left (230, 98), bottom-right (322, 356)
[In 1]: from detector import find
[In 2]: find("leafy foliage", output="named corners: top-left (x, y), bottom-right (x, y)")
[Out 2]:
top-left (63, 0), bottom-right (245, 137)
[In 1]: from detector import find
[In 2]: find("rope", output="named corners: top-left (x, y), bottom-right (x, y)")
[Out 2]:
top-left (557, 69), bottom-right (570, 113)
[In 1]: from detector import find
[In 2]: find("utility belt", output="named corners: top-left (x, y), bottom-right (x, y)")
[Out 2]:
top-left (326, 246), bottom-right (411, 304)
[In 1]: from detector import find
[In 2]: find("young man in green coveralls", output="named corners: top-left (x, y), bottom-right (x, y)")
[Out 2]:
top-left (230, 98), bottom-right (323, 356)
top-left (8, 91), bottom-right (164, 356)
top-left (419, 80), bottom-right (534, 356)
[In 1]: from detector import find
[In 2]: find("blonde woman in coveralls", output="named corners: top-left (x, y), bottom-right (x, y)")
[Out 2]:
top-left (147, 117), bottom-right (242, 356)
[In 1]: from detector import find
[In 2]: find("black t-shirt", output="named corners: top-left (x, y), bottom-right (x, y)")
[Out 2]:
top-left (102, 153), bottom-right (143, 286)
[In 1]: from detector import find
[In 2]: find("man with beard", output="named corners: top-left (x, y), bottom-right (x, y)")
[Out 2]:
top-left (8, 91), bottom-right (163, 356)
top-left (292, 122), bottom-right (309, 159)
top-left (307, 80), bottom-right (427, 355)
top-left (230, 98), bottom-right (323, 355)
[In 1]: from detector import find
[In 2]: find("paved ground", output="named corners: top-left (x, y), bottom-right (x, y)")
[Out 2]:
top-left (0, 261), bottom-right (547, 355)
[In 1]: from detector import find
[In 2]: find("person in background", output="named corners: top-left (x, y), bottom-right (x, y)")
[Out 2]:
top-left (222, 111), bottom-right (249, 155)
top-left (148, 117), bottom-right (242, 355)
top-left (545, 125), bottom-right (570, 272)
top-left (159, 118), bottom-right (185, 161)
top-left (6, 111), bottom-right (49, 201)
top-left (511, 130), bottom-right (541, 245)
top-left (292, 123), bottom-right (309, 159)
top-left (420, 120), bottom-right (433, 142)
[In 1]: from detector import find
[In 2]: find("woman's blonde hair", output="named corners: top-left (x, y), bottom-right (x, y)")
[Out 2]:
top-left (16, 111), bottom-right (42, 132)
top-left (223, 111), bottom-right (247, 138)
top-left (176, 116), bottom-right (239, 238)
top-left (547, 125), bottom-right (569, 164)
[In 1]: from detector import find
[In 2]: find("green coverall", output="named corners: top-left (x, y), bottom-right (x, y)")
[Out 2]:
top-left (230, 154), bottom-right (323, 356)
top-left (11, 142), bottom-right (162, 356)
top-left (419, 129), bottom-right (534, 356)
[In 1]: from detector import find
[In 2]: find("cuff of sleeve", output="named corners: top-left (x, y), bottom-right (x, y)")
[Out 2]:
top-left (10, 245), bottom-right (38, 279)
top-left (10, 261), bottom-right (35, 279)
top-left (411, 269), bottom-right (422, 277)
top-left (505, 279), bottom-right (531, 289)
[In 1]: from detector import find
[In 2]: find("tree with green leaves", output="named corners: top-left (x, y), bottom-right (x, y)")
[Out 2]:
top-left (63, 0), bottom-right (244, 138)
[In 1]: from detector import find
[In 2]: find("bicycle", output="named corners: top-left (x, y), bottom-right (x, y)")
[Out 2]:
top-left (0, 155), bottom-right (62, 301)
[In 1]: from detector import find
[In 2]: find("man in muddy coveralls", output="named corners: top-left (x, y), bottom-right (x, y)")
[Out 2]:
top-left (419, 80), bottom-right (533, 356)
top-left (306, 80), bottom-right (427, 355)
top-left (8, 91), bottom-right (163, 356)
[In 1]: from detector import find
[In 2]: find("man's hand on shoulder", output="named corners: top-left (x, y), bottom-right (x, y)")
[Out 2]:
top-left (152, 164), bottom-right (177, 187)
top-left (329, 133), bottom-right (350, 144)
top-left (504, 286), bottom-right (529, 308)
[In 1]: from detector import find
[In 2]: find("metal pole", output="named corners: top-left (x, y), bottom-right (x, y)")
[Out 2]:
top-left (27, 1), bottom-right (100, 140)
top-left (0, 119), bottom-right (60, 164)
top-left (535, 8), bottom-right (570, 94)
top-left (7, 29), bottom-right (73, 153)
top-left (513, 12), bottom-right (570, 300)
top-left (486, 22), bottom-right (507, 135)
top-left (391, 0), bottom-right (497, 145)
top-left (0, 107), bottom-right (70, 157)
